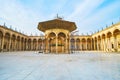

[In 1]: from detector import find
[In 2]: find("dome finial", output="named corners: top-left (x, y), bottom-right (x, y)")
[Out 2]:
top-left (57, 14), bottom-right (59, 18)
top-left (55, 14), bottom-right (62, 20)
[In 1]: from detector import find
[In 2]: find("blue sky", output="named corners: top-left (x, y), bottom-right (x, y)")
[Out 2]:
top-left (0, 0), bottom-right (120, 35)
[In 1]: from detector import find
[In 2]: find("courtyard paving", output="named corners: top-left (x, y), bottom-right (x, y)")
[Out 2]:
top-left (0, 51), bottom-right (120, 80)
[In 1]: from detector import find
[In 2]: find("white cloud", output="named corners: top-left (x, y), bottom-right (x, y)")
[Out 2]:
top-left (77, 0), bottom-right (120, 34)
top-left (0, 0), bottom-right (44, 35)
top-left (67, 0), bottom-right (104, 20)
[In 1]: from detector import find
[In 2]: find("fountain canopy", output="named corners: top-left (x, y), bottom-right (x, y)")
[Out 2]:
top-left (38, 17), bottom-right (77, 32)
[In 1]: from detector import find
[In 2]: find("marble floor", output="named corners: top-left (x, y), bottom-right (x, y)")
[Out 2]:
top-left (0, 51), bottom-right (120, 80)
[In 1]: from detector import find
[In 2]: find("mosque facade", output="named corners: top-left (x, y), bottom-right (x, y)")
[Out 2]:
top-left (0, 18), bottom-right (120, 53)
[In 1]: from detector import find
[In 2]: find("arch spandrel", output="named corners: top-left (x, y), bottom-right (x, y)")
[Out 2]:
top-left (113, 29), bottom-right (120, 36)
top-left (76, 38), bottom-right (80, 42)
top-left (107, 32), bottom-right (112, 38)
top-left (102, 34), bottom-right (106, 39)
top-left (87, 38), bottom-right (91, 42)
top-left (11, 34), bottom-right (16, 40)
top-left (58, 32), bottom-right (66, 38)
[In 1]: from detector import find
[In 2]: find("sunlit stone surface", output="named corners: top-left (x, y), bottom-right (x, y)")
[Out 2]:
top-left (0, 51), bottom-right (120, 80)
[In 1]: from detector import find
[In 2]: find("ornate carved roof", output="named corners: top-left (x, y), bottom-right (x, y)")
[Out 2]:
top-left (38, 19), bottom-right (77, 32)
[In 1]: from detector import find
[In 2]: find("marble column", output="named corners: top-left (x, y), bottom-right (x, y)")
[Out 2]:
top-left (105, 37), bottom-right (108, 52)
top-left (91, 39), bottom-right (93, 50)
top-left (86, 41), bottom-right (87, 50)
top-left (75, 39), bottom-right (76, 51)
top-left (56, 36), bottom-right (58, 53)
top-left (19, 39), bottom-right (21, 51)
top-left (97, 39), bottom-right (99, 51)
top-left (65, 38), bottom-right (68, 53)
top-left (69, 38), bottom-right (71, 53)
top-left (9, 37), bottom-right (11, 51)
top-left (114, 36), bottom-right (117, 50)
top-left (1, 36), bottom-right (5, 51)
top-left (94, 39), bottom-right (96, 50)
